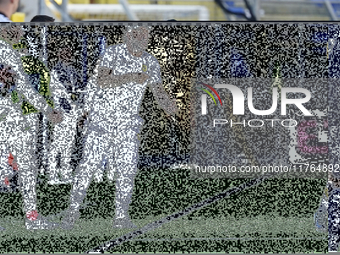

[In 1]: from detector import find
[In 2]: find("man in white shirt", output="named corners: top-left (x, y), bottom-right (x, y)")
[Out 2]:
top-left (0, 25), bottom-right (63, 230)
top-left (48, 56), bottom-right (83, 185)
top-left (62, 25), bottom-right (178, 229)
top-left (0, 0), bottom-right (19, 22)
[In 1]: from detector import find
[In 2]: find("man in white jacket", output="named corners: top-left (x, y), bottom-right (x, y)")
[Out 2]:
top-left (62, 25), bottom-right (178, 229)
top-left (0, 25), bottom-right (63, 230)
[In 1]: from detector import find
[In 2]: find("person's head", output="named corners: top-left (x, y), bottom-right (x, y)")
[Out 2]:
top-left (30, 15), bottom-right (55, 22)
top-left (0, 0), bottom-right (20, 19)
top-left (123, 25), bottom-right (151, 57)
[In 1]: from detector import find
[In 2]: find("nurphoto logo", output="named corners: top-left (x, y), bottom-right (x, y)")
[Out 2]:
top-left (198, 82), bottom-right (313, 128)
top-left (200, 83), bottom-right (312, 116)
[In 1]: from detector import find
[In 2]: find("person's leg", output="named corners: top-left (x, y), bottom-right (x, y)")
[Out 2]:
top-left (107, 146), bottom-right (116, 182)
top-left (314, 182), bottom-right (330, 232)
top-left (0, 108), bottom-right (45, 230)
top-left (0, 135), bottom-right (22, 189)
top-left (93, 157), bottom-right (106, 183)
top-left (0, 144), bottom-right (15, 187)
top-left (48, 113), bottom-right (77, 184)
top-left (62, 127), bottom-right (111, 228)
top-left (0, 108), bottom-right (18, 231)
top-left (329, 183), bottom-right (340, 252)
top-left (113, 124), bottom-right (141, 228)
top-left (58, 113), bottom-right (78, 183)
top-left (93, 143), bottom-right (116, 183)
top-left (25, 113), bottom-right (39, 167)
top-left (0, 142), bottom-right (11, 231)
top-left (36, 112), bottom-right (44, 173)
top-left (47, 122), bottom-right (62, 184)
top-left (10, 123), bottom-right (57, 230)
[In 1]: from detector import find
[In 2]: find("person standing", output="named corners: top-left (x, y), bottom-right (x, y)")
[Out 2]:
top-left (62, 25), bottom-right (178, 229)
top-left (0, 25), bottom-right (63, 230)
top-left (48, 46), bottom-right (83, 184)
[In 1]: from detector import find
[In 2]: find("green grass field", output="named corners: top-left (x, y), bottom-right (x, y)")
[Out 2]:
top-left (0, 167), bottom-right (329, 253)
top-left (0, 214), bottom-right (327, 253)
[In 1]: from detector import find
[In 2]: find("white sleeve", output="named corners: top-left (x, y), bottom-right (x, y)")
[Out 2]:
top-left (0, 46), bottom-right (50, 113)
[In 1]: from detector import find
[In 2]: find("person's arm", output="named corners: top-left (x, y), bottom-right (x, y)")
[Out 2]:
top-left (97, 66), bottom-right (148, 88)
top-left (17, 66), bottom-right (64, 123)
top-left (148, 59), bottom-right (178, 116)
top-left (0, 48), bottom-right (62, 123)
top-left (21, 55), bottom-right (54, 107)
top-left (151, 82), bottom-right (178, 116)
top-left (96, 45), bottom-right (148, 89)
top-left (6, 52), bottom-right (51, 114)
top-left (0, 45), bottom-right (49, 112)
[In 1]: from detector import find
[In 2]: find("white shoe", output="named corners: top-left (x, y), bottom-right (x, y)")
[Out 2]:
top-left (25, 216), bottom-right (58, 230)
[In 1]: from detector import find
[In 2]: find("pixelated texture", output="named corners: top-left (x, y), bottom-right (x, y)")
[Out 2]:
top-left (0, 23), bottom-right (336, 253)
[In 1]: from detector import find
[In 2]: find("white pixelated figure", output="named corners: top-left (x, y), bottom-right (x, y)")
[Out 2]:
top-left (62, 25), bottom-right (178, 229)
top-left (48, 52), bottom-right (83, 185)
top-left (0, 25), bottom-right (63, 231)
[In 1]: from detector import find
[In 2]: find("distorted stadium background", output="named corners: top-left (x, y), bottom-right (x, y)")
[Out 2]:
top-left (0, 21), bottom-right (337, 252)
